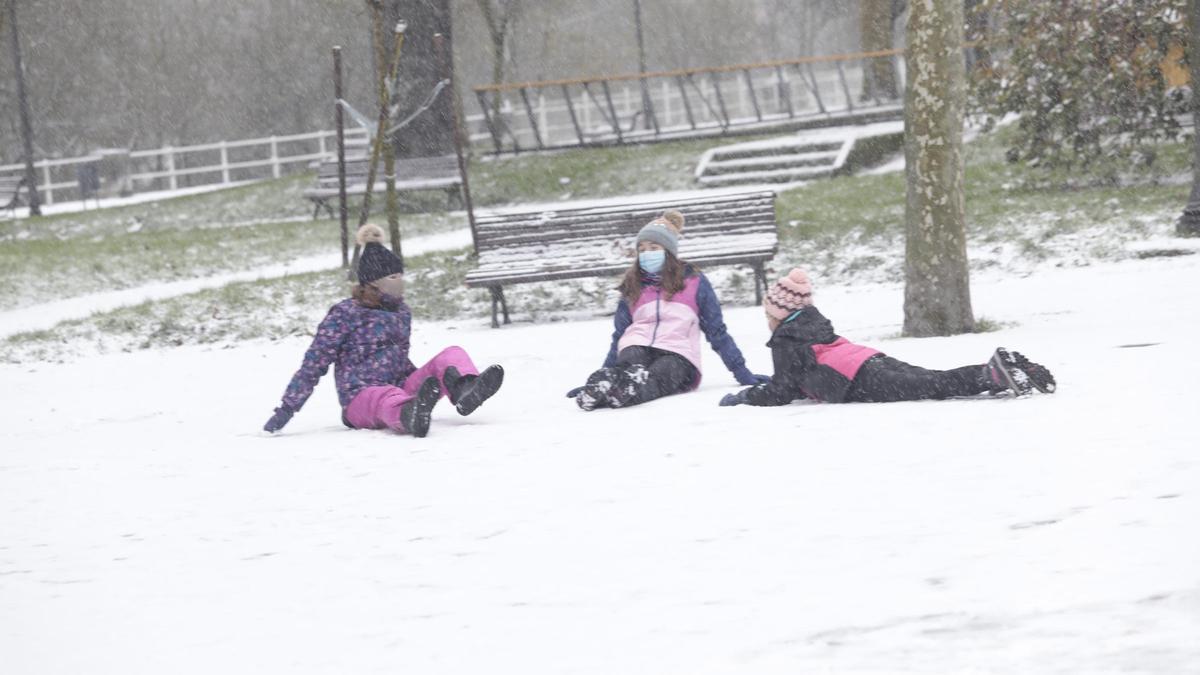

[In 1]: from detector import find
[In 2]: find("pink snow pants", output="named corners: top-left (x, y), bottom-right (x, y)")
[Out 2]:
top-left (343, 346), bottom-right (478, 434)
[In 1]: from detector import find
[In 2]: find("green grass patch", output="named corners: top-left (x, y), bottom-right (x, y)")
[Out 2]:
top-left (467, 133), bottom-right (789, 206)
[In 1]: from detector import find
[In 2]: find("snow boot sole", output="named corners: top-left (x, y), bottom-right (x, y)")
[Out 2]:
top-left (454, 365), bottom-right (504, 416)
top-left (1007, 350), bottom-right (1057, 394)
top-left (400, 376), bottom-right (441, 438)
top-left (989, 348), bottom-right (1033, 396)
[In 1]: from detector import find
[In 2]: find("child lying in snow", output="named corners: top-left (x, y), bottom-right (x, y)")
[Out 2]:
top-left (568, 211), bottom-right (768, 410)
top-left (263, 224), bottom-right (504, 437)
top-left (719, 269), bottom-right (1056, 407)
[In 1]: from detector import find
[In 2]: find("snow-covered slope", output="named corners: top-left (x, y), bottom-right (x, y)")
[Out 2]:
top-left (2, 254), bottom-right (1198, 674)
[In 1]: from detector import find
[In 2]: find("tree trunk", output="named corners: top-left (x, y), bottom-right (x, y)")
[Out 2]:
top-left (902, 0), bottom-right (973, 337)
top-left (860, 0), bottom-right (898, 100)
top-left (7, 0), bottom-right (42, 215)
top-left (1179, 0), bottom-right (1200, 237)
top-left (381, 0), bottom-right (455, 159)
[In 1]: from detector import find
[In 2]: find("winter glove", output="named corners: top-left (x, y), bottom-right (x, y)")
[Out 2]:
top-left (263, 405), bottom-right (294, 433)
top-left (719, 389), bottom-right (751, 407)
top-left (565, 386), bottom-right (585, 398)
top-left (734, 369), bottom-right (771, 386)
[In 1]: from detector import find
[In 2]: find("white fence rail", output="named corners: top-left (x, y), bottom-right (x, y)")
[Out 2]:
top-left (0, 128), bottom-right (368, 206)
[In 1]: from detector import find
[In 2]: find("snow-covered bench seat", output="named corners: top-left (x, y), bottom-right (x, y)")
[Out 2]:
top-left (464, 190), bottom-right (779, 327)
top-left (303, 154), bottom-right (462, 219)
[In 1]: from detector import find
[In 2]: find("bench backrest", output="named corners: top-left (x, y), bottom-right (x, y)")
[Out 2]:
top-left (474, 191), bottom-right (776, 250)
top-left (0, 175), bottom-right (26, 192)
top-left (466, 191), bottom-right (777, 286)
top-left (316, 154), bottom-right (460, 182)
top-left (1, 175), bottom-right (28, 206)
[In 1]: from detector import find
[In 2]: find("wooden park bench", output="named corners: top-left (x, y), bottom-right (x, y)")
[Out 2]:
top-left (464, 190), bottom-right (779, 327)
top-left (1, 174), bottom-right (29, 216)
top-left (303, 154), bottom-right (463, 219)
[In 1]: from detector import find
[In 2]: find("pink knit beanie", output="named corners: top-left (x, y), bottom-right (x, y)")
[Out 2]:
top-left (764, 268), bottom-right (814, 321)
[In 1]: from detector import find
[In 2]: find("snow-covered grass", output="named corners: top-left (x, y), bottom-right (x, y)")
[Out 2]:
top-left (773, 127), bottom-right (1194, 285)
top-left (0, 174), bottom-right (463, 312)
top-left (2, 254), bottom-right (1198, 674)
top-left (0, 135), bottom-right (782, 315)
top-left (469, 132), bottom-right (792, 206)
top-left (2, 126), bottom-right (1197, 362)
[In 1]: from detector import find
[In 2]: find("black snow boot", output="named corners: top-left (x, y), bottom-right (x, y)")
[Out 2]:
top-left (445, 365), bottom-right (505, 416)
top-left (606, 363), bottom-right (649, 408)
top-left (988, 345), bottom-right (1036, 393)
top-left (399, 376), bottom-right (441, 437)
top-left (576, 367), bottom-right (619, 411)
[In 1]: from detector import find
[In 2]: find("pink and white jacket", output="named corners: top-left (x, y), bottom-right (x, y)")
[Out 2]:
top-left (603, 271), bottom-right (760, 387)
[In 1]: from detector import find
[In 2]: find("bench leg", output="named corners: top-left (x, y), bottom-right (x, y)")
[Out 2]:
top-left (311, 201), bottom-right (322, 221)
top-left (752, 261), bottom-right (767, 305)
top-left (488, 286), bottom-right (511, 328)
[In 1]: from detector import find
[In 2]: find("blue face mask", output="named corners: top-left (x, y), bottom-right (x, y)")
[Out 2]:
top-left (639, 250), bottom-right (665, 274)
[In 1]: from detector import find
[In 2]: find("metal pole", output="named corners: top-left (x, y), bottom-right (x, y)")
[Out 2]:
top-left (776, 65), bottom-right (794, 118)
top-left (475, 90), bottom-right (504, 154)
top-left (632, 0), bottom-right (654, 131)
top-left (675, 75), bottom-right (696, 129)
top-left (7, 0), bottom-right (41, 215)
top-left (519, 87), bottom-right (544, 149)
top-left (434, 33), bottom-right (480, 255)
top-left (835, 60), bottom-right (855, 113)
top-left (333, 46), bottom-right (349, 269)
top-left (743, 69), bottom-right (763, 121)
top-left (600, 80), bottom-right (624, 143)
top-left (710, 73), bottom-right (731, 129)
top-left (560, 84), bottom-right (585, 145)
top-left (801, 63), bottom-right (827, 114)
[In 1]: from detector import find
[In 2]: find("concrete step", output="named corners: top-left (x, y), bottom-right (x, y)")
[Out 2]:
top-left (697, 165), bottom-right (836, 186)
top-left (709, 140), bottom-right (843, 162)
top-left (702, 150), bottom-right (841, 175)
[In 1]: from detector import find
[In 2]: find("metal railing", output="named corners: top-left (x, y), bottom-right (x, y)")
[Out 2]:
top-left (0, 127), bottom-right (368, 206)
top-left (470, 49), bottom-right (906, 154)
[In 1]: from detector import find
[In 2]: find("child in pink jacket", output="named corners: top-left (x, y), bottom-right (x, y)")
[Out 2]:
top-left (719, 269), bottom-right (1056, 407)
top-left (570, 212), bottom-right (767, 410)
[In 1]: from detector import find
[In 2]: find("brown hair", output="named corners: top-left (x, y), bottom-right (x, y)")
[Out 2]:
top-left (618, 251), bottom-right (694, 306)
top-left (351, 283), bottom-right (383, 308)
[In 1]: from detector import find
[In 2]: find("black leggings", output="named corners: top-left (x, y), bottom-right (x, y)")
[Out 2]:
top-left (612, 345), bottom-right (697, 407)
top-left (844, 355), bottom-right (987, 403)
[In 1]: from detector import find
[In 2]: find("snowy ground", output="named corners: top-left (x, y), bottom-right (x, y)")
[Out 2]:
top-left (2, 253), bottom-right (1199, 674)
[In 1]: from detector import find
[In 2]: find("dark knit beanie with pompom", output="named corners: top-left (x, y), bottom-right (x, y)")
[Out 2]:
top-left (354, 224), bottom-right (404, 283)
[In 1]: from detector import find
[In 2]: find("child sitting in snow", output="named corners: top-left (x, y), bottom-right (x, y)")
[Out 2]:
top-left (263, 224), bottom-right (504, 437)
top-left (718, 269), bottom-right (1056, 408)
top-left (569, 210), bottom-right (768, 410)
